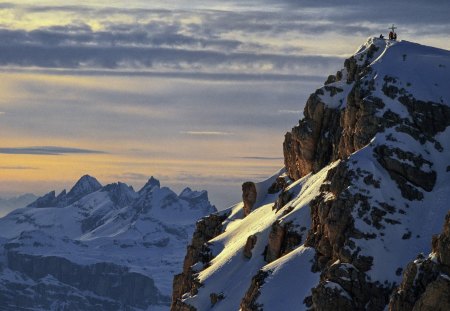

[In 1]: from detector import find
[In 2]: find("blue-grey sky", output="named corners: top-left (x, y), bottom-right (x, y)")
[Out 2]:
top-left (0, 0), bottom-right (449, 209)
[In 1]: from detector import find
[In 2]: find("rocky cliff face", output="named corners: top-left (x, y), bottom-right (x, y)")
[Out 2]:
top-left (0, 175), bottom-right (216, 310)
top-left (171, 38), bottom-right (450, 311)
top-left (389, 211), bottom-right (450, 311)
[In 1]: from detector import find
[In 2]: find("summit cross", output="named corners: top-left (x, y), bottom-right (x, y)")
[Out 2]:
top-left (389, 24), bottom-right (397, 33)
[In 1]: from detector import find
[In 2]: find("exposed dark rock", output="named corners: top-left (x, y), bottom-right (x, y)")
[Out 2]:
top-left (267, 177), bottom-right (288, 194)
top-left (397, 95), bottom-right (450, 138)
top-left (171, 300), bottom-right (197, 311)
top-left (363, 173), bottom-right (381, 188)
top-left (210, 292), bottom-right (225, 306)
top-left (283, 46), bottom-right (386, 182)
top-left (344, 56), bottom-right (358, 83)
top-left (171, 212), bottom-right (229, 310)
top-left (240, 270), bottom-right (269, 311)
top-left (324, 85), bottom-right (344, 97)
top-left (264, 220), bottom-right (285, 262)
top-left (273, 189), bottom-right (293, 211)
top-left (325, 74), bottom-right (337, 85)
top-left (283, 93), bottom-right (343, 180)
top-left (389, 212), bottom-right (450, 311)
top-left (375, 145), bottom-right (436, 193)
top-left (243, 235), bottom-right (258, 259)
top-left (310, 282), bottom-right (354, 311)
top-left (382, 76), bottom-right (401, 99)
top-left (303, 161), bottom-right (395, 309)
top-left (242, 182), bottom-right (257, 217)
top-left (309, 261), bottom-right (392, 311)
top-left (264, 221), bottom-right (302, 263)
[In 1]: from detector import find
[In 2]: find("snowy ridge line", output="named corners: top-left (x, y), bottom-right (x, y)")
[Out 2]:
top-left (172, 37), bottom-right (450, 311)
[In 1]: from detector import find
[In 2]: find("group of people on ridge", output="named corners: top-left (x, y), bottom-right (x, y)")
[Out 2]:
top-left (379, 31), bottom-right (398, 40)
top-left (388, 31), bottom-right (397, 40)
top-left (380, 24), bottom-right (398, 41)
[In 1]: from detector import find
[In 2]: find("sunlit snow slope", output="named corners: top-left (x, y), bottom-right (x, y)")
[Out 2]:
top-left (172, 38), bottom-right (450, 311)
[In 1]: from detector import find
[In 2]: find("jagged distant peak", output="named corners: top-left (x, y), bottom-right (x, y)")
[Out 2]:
top-left (101, 181), bottom-right (137, 207)
top-left (67, 174), bottom-right (102, 198)
top-left (139, 176), bottom-right (161, 193)
top-left (101, 181), bottom-right (135, 195)
top-left (27, 190), bottom-right (56, 208)
top-left (179, 187), bottom-right (208, 201)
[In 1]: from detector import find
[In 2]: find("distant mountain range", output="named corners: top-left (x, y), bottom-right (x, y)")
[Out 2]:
top-left (0, 175), bottom-right (216, 310)
top-left (0, 193), bottom-right (37, 217)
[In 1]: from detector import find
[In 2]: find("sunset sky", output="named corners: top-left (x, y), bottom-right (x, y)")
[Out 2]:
top-left (1, 0), bottom-right (449, 208)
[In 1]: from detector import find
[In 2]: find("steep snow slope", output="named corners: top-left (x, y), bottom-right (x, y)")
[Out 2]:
top-left (177, 165), bottom-right (337, 311)
top-left (0, 175), bottom-right (216, 310)
top-left (172, 38), bottom-right (450, 311)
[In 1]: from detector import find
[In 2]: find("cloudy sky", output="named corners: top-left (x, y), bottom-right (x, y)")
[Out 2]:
top-left (0, 0), bottom-right (449, 209)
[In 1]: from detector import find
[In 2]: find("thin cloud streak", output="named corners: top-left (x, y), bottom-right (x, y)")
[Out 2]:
top-left (110, 172), bottom-right (149, 182)
top-left (237, 156), bottom-right (284, 160)
top-left (0, 166), bottom-right (38, 170)
top-left (0, 67), bottom-right (326, 82)
top-left (180, 131), bottom-right (234, 136)
top-left (0, 146), bottom-right (106, 155)
top-left (277, 109), bottom-right (302, 114)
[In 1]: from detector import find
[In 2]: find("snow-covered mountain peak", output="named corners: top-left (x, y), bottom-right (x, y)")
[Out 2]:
top-left (172, 39), bottom-right (450, 311)
top-left (27, 174), bottom-right (103, 208)
top-left (27, 190), bottom-right (57, 208)
top-left (67, 174), bottom-right (102, 199)
top-left (179, 187), bottom-right (208, 203)
top-left (100, 182), bottom-right (137, 208)
top-left (139, 176), bottom-right (161, 194)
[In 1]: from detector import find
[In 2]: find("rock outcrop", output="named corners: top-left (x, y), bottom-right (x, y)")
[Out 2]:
top-left (264, 220), bottom-right (302, 263)
top-left (283, 44), bottom-right (382, 180)
top-left (389, 212), bottom-right (450, 311)
top-left (242, 182), bottom-right (257, 217)
top-left (172, 212), bottom-right (229, 310)
top-left (240, 270), bottom-right (269, 311)
top-left (244, 235), bottom-right (258, 259)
